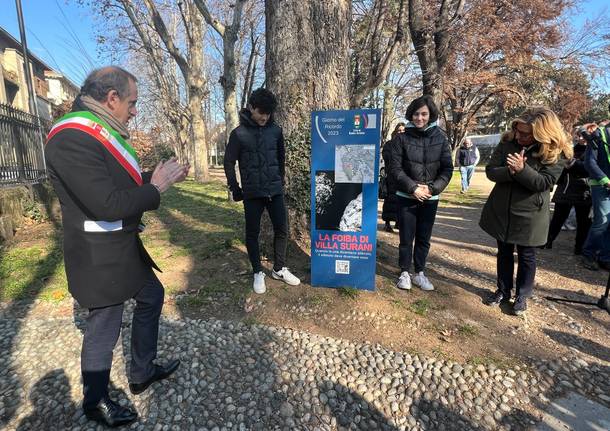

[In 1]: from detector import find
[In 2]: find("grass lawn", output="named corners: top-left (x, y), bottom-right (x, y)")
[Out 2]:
top-left (0, 179), bottom-right (248, 305)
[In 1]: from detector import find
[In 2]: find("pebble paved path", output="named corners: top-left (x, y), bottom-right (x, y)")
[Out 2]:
top-left (1, 302), bottom-right (609, 431)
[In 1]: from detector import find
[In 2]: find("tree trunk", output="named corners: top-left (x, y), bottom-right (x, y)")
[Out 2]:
top-left (192, 0), bottom-right (246, 142)
top-left (186, 6), bottom-right (209, 181)
top-left (265, 0), bottom-right (351, 137)
top-left (265, 0), bottom-right (351, 243)
top-left (408, 0), bottom-right (464, 107)
top-left (381, 81), bottom-right (396, 142)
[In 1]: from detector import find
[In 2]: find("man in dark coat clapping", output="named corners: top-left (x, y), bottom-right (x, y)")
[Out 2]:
top-left (45, 66), bottom-right (189, 427)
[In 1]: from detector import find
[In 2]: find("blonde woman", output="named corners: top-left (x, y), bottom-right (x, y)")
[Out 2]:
top-left (479, 107), bottom-right (573, 315)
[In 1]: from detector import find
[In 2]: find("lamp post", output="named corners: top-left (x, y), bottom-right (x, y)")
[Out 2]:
top-left (15, 0), bottom-right (47, 175)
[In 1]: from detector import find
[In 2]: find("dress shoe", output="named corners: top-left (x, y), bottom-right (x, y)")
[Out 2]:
top-left (581, 256), bottom-right (599, 270)
top-left (599, 260), bottom-right (610, 271)
top-left (129, 359), bottom-right (180, 395)
top-left (486, 289), bottom-right (510, 306)
top-left (84, 397), bottom-right (137, 427)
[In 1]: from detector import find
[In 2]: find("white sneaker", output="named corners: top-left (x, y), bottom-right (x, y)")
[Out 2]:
top-left (412, 271), bottom-right (434, 291)
top-left (397, 271), bottom-right (411, 290)
top-left (253, 271), bottom-right (266, 294)
top-left (271, 267), bottom-right (301, 286)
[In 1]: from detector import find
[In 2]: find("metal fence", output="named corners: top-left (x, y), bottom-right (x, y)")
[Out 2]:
top-left (0, 103), bottom-right (50, 186)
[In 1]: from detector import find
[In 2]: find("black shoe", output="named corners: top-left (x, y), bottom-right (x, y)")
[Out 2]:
top-left (486, 290), bottom-right (510, 306)
top-left (84, 397), bottom-right (137, 428)
top-left (513, 296), bottom-right (527, 316)
top-left (384, 222), bottom-right (394, 233)
top-left (599, 260), bottom-right (610, 271)
top-left (581, 256), bottom-right (599, 271)
top-left (129, 359), bottom-right (180, 395)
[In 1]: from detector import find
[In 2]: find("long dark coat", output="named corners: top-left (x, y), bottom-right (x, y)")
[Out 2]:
top-left (479, 139), bottom-right (564, 246)
top-left (381, 141), bottom-right (399, 222)
top-left (45, 109), bottom-right (161, 308)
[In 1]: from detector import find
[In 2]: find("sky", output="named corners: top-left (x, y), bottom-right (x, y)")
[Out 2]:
top-left (0, 0), bottom-right (607, 87)
top-left (0, 0), bottom-right (102, 85)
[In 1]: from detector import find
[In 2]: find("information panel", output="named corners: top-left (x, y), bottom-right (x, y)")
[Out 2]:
top-left (310, 109), bottom-right (382, 290)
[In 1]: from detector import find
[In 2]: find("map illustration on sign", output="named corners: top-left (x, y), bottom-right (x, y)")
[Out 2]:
top-left (334, 144), bottom-right (376, 183)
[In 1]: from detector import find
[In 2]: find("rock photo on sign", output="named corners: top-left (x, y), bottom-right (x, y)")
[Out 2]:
top-left (334, 144), bottom-right (376, 184)
top-left (315, 170), bottom-right (363, 232)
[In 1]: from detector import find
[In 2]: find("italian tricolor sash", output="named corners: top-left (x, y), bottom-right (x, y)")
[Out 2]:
top-left (47, 111), bottom-right (143, 186)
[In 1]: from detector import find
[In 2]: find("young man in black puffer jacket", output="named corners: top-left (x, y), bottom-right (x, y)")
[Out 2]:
top-left (224, 88), bottom-right (300, 294)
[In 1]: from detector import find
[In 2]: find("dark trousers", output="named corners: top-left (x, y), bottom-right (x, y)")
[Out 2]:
top-left (243, 194), bottom-right (288, 273)
top-left (547, 203), bottom-right (591, 253)
top-left (496, 241), bottom-right (536, 298)
top-left (81, 270), bottom-right (164, 410)
top-left (397, 197), bottom-right (439, 273)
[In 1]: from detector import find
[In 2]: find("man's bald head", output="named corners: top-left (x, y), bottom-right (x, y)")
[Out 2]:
top-left (80, 66), bottom-right (138, 103)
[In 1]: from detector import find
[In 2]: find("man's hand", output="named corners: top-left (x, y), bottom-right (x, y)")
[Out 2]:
top-left (232, 188), bottom-right (244, 202)
top-left (413, 184), bottom-right (432, 202)
top-left (507, 149), bottom-right (527, 173)
top-left (150, 157), bottom-right (189, 193)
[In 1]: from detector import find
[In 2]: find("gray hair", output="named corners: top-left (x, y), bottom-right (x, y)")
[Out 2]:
top-left (80, 66), bottom-right (137, 102)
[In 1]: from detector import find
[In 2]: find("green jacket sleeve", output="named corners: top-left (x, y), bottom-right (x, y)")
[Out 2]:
top-left (513, 159), bottom-right (565, 192)
top-left (485, 142), bottom-right (513, 183)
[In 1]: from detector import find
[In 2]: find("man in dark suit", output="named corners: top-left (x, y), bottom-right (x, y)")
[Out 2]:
top-left (45, 66), bottom-right (189, 427)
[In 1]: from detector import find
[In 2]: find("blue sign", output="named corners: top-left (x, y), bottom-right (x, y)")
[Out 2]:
top-left (310, 109), bottom-right (382, 291)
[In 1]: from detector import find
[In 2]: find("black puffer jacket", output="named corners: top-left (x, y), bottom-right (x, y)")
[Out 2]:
top-left (224, 109), bottom-right (285, 199)
top-left (552, 143), bottom-right (591, 205)
top-left (388, 125), bottom-right (453, 195)
top-left (382, 141), bottom-right (398, 195)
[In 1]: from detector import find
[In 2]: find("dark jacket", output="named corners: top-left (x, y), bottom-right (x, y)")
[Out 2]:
top-left (45, 106), bottom-right (160, 308)
top-left (381, 141), bottom-right (399, 222)
top-left (382, 141), bottom-right (398, 195)
top-left (224, 109), bottom-right (285, 200)
top-left (458, 145), bottom-right (479, 167)
top-left (479, 139), bottom-right (564, 246)
top-left (584, 125), bottom-right (610, 187)
top-left (552, 143), bottom-right (590, 205)
top-left (388, 125), bottom-right (453, 196)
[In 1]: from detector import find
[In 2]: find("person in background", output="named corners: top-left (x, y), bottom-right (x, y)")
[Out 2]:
top-left (388, 96), bottom-right (453, 291)
top-left (543, 127), bottom-right (591, 254)
top-left (480, 107), bottom-right (571, 316)
top-left (580, 118), bottom-right (610, 271)
top-left (457, 137), bottom-right (481, 193)
top-left (381, 122), bottom-right (406, 232)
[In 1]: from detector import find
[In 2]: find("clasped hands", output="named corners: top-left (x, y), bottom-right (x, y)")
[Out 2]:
top-left (413, 184), bottom-right (432, 202)
top-left (506, 149), bottom-right (527, 175)
top-left (150, 157), bottom-right (190, 193)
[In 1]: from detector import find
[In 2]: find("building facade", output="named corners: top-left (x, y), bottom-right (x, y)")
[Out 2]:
top-left (0, 26), bottom-right (78, 120)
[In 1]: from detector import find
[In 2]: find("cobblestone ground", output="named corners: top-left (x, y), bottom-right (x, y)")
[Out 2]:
top-left (1, 302), bottom-right (609, 431)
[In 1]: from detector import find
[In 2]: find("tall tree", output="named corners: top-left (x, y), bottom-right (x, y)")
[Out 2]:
top-left (265, 0), bottom-right (351, 233)
top-left (140, 0), bottom-right (209, 181)
top-left (193, 0), bottom-right (248, 141)
top-left (408, 0), bottom-right (464, 105)
top-left (441, 0), bottom-right (569, 146)
top-left (266, 0), bottom-right (351, 137)
top-left (350, 0), bottom-right (407, 108)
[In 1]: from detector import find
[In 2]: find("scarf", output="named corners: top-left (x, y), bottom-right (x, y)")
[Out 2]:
top-left (78, 95), bottom-right (131, 140)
